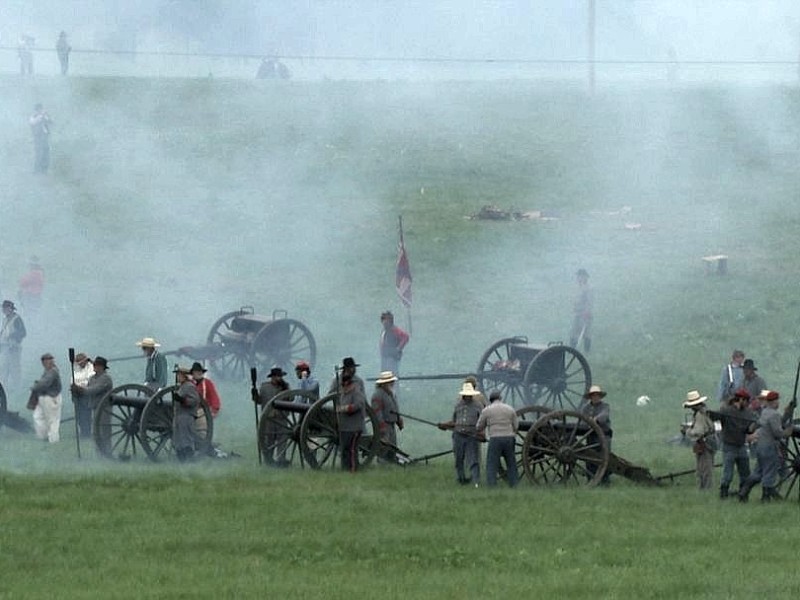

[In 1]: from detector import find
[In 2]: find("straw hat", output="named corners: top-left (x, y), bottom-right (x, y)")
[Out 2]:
top-left (136, 337), bottom-right (161, 348)
top-left (459, 382), bottom-right (479, 397)
top-left (683, 390), bottom-right (707, 408)
top-left (376, 371), bottom-right (398, 385)
top-left (584, 385), bottom-right (607, 399)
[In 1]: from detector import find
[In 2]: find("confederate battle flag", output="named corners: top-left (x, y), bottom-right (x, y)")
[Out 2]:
top-left (396, 218), bottom-right (412, 308)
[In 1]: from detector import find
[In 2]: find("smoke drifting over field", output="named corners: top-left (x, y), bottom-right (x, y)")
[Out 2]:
top-left (1, 3), bottom-right (800, 473)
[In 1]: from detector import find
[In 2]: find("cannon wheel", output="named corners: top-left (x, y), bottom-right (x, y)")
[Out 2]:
top-left (139, 385), bottom-right (214, 462)
top-left (206, 308), bottom-right (254, 381)
top-left (258, 389), bottom-right (317, 467)
top-left (476, 336), bottom-right (529, 407)
top-left (93, 384), bottom-right (152, 461)
top-left (298, 393), bottom-right (380, 470)
top-left (508, 405), bottom-right (553, 481)
top-left (523, 345), bottom-right (591, 410)
top-left (778, 429), bottom-right (800, 500)
top-left (521, 409), bottom-right (609, 486)
top-left (251, 319), bottom-right (317, 376)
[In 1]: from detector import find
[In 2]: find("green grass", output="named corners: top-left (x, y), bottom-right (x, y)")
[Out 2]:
top-left (2, 75), bottom-right (800, 597)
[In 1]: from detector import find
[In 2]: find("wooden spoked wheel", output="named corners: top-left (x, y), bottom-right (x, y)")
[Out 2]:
top-left (523, 345), bottom-right (591, 410)
top-left (258, 389), bottom-right (317, 467)
top-left (93, 384), bottom-right (152, 461)
top-left (475, 336), bottom-right (529, 407)
top-left (251, 319), bottom-right (316, 378)
top-left (521, 410), bottom-right (609, 486)
top-left (139, 385), bottom-right (214, 462)
top-left (205, 308), bottom-right (253, 381)
top-left (298, 393), bottom-right (380, 470)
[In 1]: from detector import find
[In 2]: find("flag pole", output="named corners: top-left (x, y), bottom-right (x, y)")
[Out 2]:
top-left (398, 215), bottom-right (413, 336)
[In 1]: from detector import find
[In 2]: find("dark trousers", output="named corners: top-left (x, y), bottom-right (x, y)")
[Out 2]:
top-left (487, 436), bottom-right (517, 487)
top-left (34, 141), bottom-right (50, 173)
top-left (75, 397), bottom-right (93, 438)
top-left (721, 443), bottom-right (750, 487)
top-left (340, 430), bottom-right (362, 472)
top-left (453, 432), bottom-right (480, 484)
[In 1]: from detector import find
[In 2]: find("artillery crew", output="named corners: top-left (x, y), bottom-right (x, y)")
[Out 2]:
top-left (258, 367), bottom-right (291, 466)
top-left (683, 390), bottom-right (716, 491)
top-left (738, 390), bottom-right (796, 502)
top-left (371, 371), bottom-right (403, 461)
top-left (336, 373), bottom-right (367, 472)
top-left (580, 384), bottom-right (612, 485)
top-left (715, 388), bottom-right (755, 499)
top-left (0, 299), bottom-right (26, 395)
top-left (741, 359), bottom-right (767, 414)
top-left (70, 356), bottom-right (113, 438)
top-left (295, 361), bottom-right (319, 399)
top-left (30, 353), bottom-right (63, 443)
top-left (328, 357), bottom-right (366, 396)
top-left (137, 337), bottom-right (167, 391)
top-left (476, 390), bottom-right (519, 487)
top-left (439, 382), bottom-right (483, 487)
top-left (172, 366), bottom-right (201, 462)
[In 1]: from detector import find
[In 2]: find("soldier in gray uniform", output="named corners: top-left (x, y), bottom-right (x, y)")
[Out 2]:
top-left (336, 373), bottom-right (367, 472)
top-left (738, 390), bottom-right (795, 502)
top-left (30, 353), bottom-right (62, 443)
top-left (569, 268), bottom-right (593, 353)
top-left (741, 359), bottom-right (767, 414)
top-left (327, 357), bottom-right (366, 396)
top-left (439, 382), bottom-right (483, 486)
top-left (579, 384), bottom-right (612, 485)
top-left (716, 388), bottom-right (755, 498)
top-left (70, 356), bottom-right (113, 438)
top-left (258, 367), bottom-right (290, 466)
top-left (0, 300), bottom-right (26, 395)
top-left (370, 371), bottom-right (403, 461)
top-left (172, 366), bottom-right (200, 462)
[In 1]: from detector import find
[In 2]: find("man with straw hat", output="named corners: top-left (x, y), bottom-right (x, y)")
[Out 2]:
top-left (371, 371), bottom-right (403, 462)
top-left (438, 381), bottom-right (483, 487)
top-left (136, 337), bottom-right (167, 391)
top-left (580, 384), bottom-right (612, 485)
top-left (683, 390), bottom-right (716, 490)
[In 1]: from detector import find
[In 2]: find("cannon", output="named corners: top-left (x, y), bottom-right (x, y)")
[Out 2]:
top-left (475, 337), bottom-right (591, 408)
top-left (205, 307), bottom-right (316, 381)
top-left (257, 389), bottom-right (381, 470)
top-left (93, 383), bottom-right (214, 462)
top-left (0, 381), bottom-right (33, 434)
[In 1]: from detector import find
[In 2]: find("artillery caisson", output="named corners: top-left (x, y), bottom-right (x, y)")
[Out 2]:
top-left (93, 383), bottom-right (213, 462)
top-left (205, 307), bottom-right (316, 381)
top-left (257, 389), bottom-right (381, 470)
top-left (476, 337), bottom-right (591, 408)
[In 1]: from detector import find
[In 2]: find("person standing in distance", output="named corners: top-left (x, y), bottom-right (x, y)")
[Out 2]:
top-left (569, 268), bottom-right (593, 353)
top-left (0, 300), bottom-right (26, 395)
top-left (379, 311), bottom-right (409, 375)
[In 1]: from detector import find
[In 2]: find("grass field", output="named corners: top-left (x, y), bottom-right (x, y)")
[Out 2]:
top-left (1, 75), bottom-right (800, 598)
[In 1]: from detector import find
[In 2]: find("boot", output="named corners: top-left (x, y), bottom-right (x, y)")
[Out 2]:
top-left (719, 484), bottom-right (729, 499)
top-left (760, 488), bottom-right (771, 503)
top-left (738, 479), bottom-right (755, 503)
top-left (765, 487), bottom-right (783, 502)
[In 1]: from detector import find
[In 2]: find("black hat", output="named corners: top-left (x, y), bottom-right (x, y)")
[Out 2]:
top-left (576, 268), bottom-right (589, 278)
top-left (93, 356), bottom-right (109, 369)
top-left (2, 300), bottom-right (15, 310)
top-left (742, 359), bottom-right (757, 371)
top-left (40, 352), bottom-right (54, 360)
top-left (190, 362), bottom-right (207, 373)
top-left (269, 367), bottom-right (287, 378)
top-left (342, 357), bottom-right (360, 369)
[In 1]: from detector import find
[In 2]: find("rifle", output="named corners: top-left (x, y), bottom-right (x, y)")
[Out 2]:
top-left (784, 359), bottom-right (800, 427)
top-left (392, 410), bottom-right (486, 441)
top-left (250, 367), bottom-right (261, 465)
top-left (68, 347), bottom-right (81, 459)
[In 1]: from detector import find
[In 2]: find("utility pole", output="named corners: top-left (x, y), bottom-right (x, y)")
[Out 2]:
top-left (587, 0), bottom-right (596, 93)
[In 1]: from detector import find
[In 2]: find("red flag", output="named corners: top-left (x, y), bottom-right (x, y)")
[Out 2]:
top-left (396, 230), bottom-right (412, 308)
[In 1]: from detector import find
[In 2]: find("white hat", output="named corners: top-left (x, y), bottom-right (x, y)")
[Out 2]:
top-left (135, 337), bottom-right (161, 348)
top-left (683, 390), bottom-right (707, 408)
top-left (584, 385), bottom-right (607, 399)
top-left (376, 371), bottom-right (398, 385)
top-left (459, 382), bottom-right (479, 397)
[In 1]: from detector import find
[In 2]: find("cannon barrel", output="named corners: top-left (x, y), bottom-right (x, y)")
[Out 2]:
top-left (271, 399), bottom-right (315, 414)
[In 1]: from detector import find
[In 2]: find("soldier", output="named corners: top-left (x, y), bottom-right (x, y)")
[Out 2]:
top-left (371, 371), bottom-right (403, 461)
top-left (172, 366), bottom-right (200, 462)
top-left (0, 300), bottom-right (26, 395)
top-left (56, 31), bottom-right (71, 75)
top-left (70, 356), bottom-right (113, 438)
top-left (136, 337), bottom-right (167, 391)
top-left (579, 384), bottom-right (612, 485)
top-left (738, 390), bottom-right (796, 502)
top-left (294, 360), bottom-right (319, 399)
top-left (191, 362), bottom-right (220, 418)
top-left (684, 390), bottom-right (716, 491)
top-left (716, 388), bottom-right (755, 499)
top-left (716, 350), bottom-right (745, 405)
top-left (29, 103), bottom-right (52, 174)
top-left (70, 352), bottom-right (95, 438)
top-left (327, 357), bottom-right (365, 396)
top-left (258, 367), bottom-right (290, 466)
top-left (438, 382), bottom-right (483, 487)
top-left (476, 390), bottom-right (519, 487)
top-left (30, 353), bottom-right (62, 443)
top-left (741, 359), bottom-right (767, 413)
top-left (336, 373), bottom-right (367, 472)
top-left (379, 311), bottom-right (409, 375)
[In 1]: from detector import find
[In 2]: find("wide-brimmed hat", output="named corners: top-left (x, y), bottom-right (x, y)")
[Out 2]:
top-left (683, 390), bottom-right (707, 408)
top-left (74, 352), bottom-right (90, 363)
top-left (742, 359), bottom-right (758, 371)
top-left (376, 371), bottom-right (398, 385)
top-left (190, 362), bottom-right (207, 373)
top-left (341, 357), bottom-right (360, 369)
top-left (93, 356), bottom-right (109, 369)
top-left (40, 352), bottom-right (54, 361)
top-left (269, 367), bottom-right (287, 378)
top-left (459, 382), bottom-right (479, 397)
top-left (173, 365), bottom-right (191, 375)
top-left (136, 337), bottom-right (161, 348)
top-left (584, 385), bottom-right (607, 399)
top-left (2, 300), bottom-right (15, 310)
